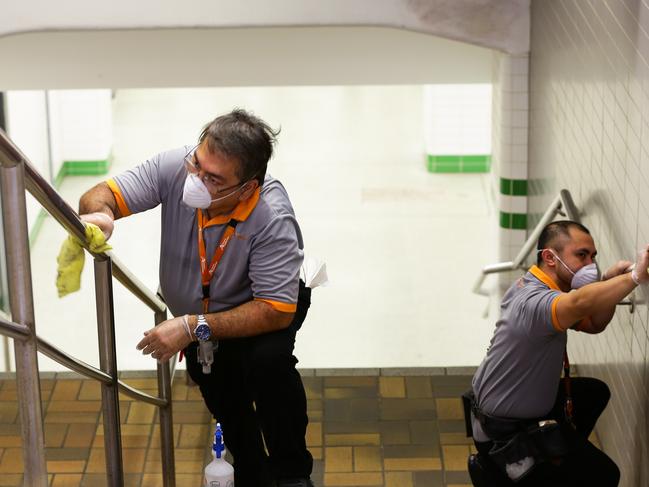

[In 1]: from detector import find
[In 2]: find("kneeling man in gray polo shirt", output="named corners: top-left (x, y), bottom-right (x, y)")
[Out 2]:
top-left (79, 109), bottom-right (314, 487)
top-left (469, 220), bottom-right (649, 486)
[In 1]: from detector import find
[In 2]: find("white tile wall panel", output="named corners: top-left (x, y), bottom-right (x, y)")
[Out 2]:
top-left (530, 1), bottom-right (649, 484)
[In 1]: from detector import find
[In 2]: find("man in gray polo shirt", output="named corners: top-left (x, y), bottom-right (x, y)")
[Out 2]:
top-left (79, 109), bottom-right (314, 487)
top-left (470, 220), bottom-right (649, 486)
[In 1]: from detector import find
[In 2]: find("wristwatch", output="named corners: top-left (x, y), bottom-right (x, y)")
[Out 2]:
top-left (195, 314), bottom-right (214, 374)
top-left (194, 314), bottom-right (211, 341)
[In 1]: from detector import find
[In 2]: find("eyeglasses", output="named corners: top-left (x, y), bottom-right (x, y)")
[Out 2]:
top-left (184, 146), bottom-right (243, 195)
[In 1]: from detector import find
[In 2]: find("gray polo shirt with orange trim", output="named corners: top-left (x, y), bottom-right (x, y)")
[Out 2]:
top-left (106, 145), bottom-right (303, 317)
top-left (471, 265), bottom-right (566, 442)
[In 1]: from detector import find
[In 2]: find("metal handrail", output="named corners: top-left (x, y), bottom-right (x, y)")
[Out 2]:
top-left (0, 128), bottom-right (176, 486)
top-left (38, 335), bottom-right (112, 384)
top-left (0, 314), bottom-right (30, 341)
top-left (21, 150), bottom-right (165, 313)
top-left (0, 128), bottom-right (164, 313)
top-left (118, 379), bottom-right (167, 407)
top-left (473, 190), bottom-right (579, 296)
top-left (1, 313), bottom-right (175, 406)
top-left (473, 189), bottom-right (634, 311)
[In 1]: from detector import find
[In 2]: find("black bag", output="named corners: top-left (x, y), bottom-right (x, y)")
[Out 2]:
top-left (527, 420), bottom-right (570, 459)
top-left (488, 420), bottom-right (571, 482)
top-left (488, 431), bottom-right (537, 482)
top-left (462, 389), bottom-right (572, 482)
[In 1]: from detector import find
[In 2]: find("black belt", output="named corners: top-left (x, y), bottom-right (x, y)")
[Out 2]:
top-left (465, 390), bottom-right (539, 441)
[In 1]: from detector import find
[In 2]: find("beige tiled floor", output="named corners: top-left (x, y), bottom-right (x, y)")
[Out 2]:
top-left (0, 372), bottom-right (476, 487)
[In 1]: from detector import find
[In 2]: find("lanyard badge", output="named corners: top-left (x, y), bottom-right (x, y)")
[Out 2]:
top-left (195, 211), bottom-right (238, 374)
top-left (198, 341), bottom-right (215, 374)
top-left (563, 351), bottom-right (575, 426)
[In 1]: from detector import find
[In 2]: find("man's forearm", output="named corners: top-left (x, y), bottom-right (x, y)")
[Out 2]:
top-left (570, 273), bottom-right (636, 318)
top-left (584, 267), bottom-right (627, 331)
top-left (189, 300), bottom-right (295, 339)
top-left (79, 182), bottom-right (121, 219)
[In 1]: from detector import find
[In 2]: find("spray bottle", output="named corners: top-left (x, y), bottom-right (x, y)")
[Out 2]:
top-left (203, 423), bottom-right (234, 487)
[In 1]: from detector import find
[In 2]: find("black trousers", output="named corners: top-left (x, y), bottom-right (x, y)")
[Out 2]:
top-left (185, 282), bottom-right (313, 487)
top-left (475, 377), bottom-right (620, 487)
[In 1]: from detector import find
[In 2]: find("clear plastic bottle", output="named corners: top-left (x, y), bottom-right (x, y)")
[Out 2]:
top-left (203, 423), bottom-right (234, 487)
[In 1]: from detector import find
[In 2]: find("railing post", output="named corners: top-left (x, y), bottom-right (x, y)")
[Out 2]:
top-left (94, 258), bottom-right (124, 486)
top-left (155, 309), bottom-right (176, 487)
top-left (0, 163), bottom-right (48, 486)
top-left (560, 189), bottom-right (580, 222)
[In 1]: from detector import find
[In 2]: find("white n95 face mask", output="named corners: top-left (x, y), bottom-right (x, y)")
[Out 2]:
top-left (570, 263), bottom-right (600, 289)
top-left (182, 173), bottom-right (245, 210)
top-left (182, 173), bottom-right (212, 209)
top-left (547, 249), bottom-right (600, 289)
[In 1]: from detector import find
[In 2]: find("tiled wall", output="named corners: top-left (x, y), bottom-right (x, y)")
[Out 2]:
top-left (423, 84), bottom-right (492, 172)
top-left (492, 52), bottom-right (530, 289)
top-left (529, 2), bottom-right (649, 485)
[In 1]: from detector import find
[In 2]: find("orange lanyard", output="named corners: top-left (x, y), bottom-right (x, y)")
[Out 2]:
top-left (563, 351), bottom-right (574, 424)
top-left (197, 210), bottom-right (238, 313)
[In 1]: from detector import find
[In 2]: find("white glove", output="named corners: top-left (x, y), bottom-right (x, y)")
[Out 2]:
top-left (631, 244), bottom-right (649, 285)
top-left (136, 315), bottom-right (194, 362)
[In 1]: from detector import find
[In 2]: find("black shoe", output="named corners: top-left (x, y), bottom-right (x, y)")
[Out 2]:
top-left (277, 479), bottom-right (314, 487)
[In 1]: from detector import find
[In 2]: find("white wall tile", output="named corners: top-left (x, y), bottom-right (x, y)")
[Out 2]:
top-left (511, 110), bottom-right (529, 128)
top-left (513, 127), bottom-right (529, 145)
top-left (511, 144), bottom-right (528, 164)
top-left (508, 162), bottom-right (528, 179)
top-left (509, 229), bottom-right (528, 246)
top-left (513, 92), bottom-right (529, 110)
top-left (424, 84), bottom-right (492, 155)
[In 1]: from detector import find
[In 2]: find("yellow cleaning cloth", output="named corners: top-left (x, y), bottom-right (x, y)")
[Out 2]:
top-left (56, 223), bottom-right (112, 298)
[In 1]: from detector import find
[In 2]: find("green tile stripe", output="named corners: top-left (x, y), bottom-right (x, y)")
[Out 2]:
top-left (499, 211), bottom-right (527, 230)
top-left (54, 159), bottom-right (111, 188)
top-left (427, 154), bottom-right (491, 173)
top-left (60, 159), bottom-right (110, 178)
top-left (499, 177), bottom-right (528, 196)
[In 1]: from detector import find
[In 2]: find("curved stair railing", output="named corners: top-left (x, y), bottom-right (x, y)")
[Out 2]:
top-left (0, 129), bottom-right (176, 487)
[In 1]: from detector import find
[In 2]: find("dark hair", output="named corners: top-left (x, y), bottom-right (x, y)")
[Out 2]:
top-left (199, 109), bottom-right (279, 186)
top-left (536, 220), bottom-right (591, 265)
